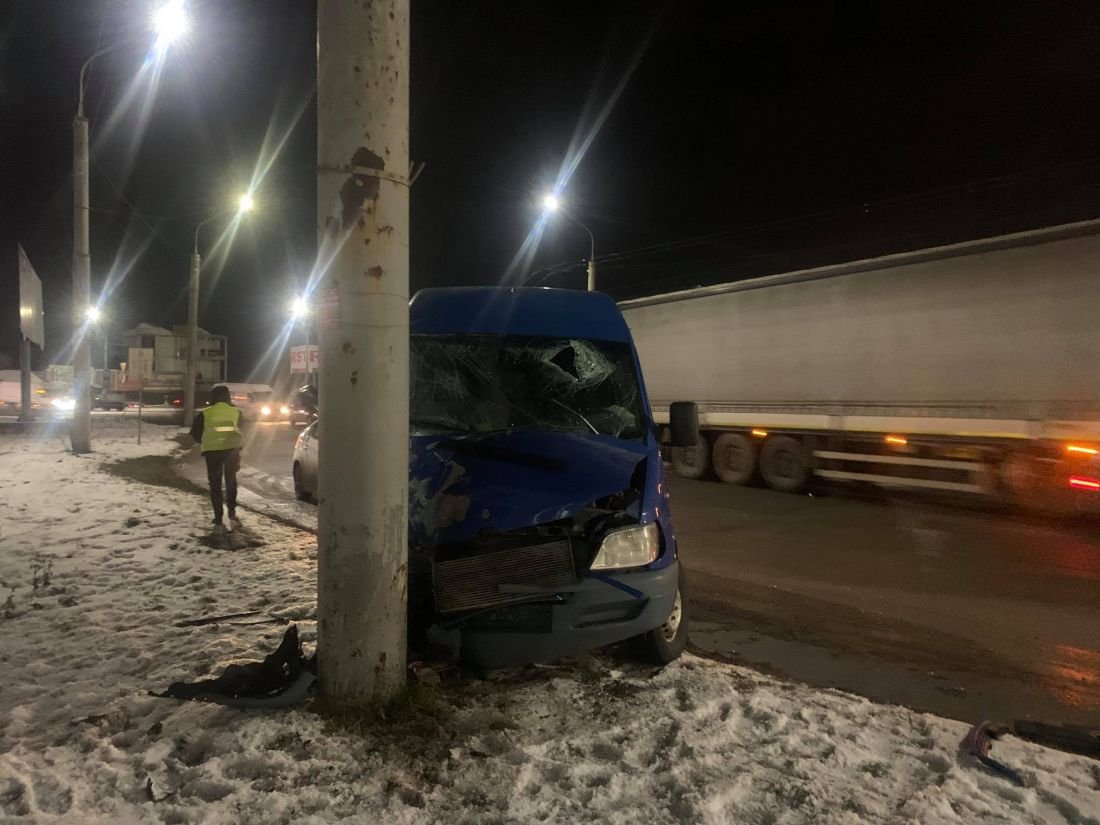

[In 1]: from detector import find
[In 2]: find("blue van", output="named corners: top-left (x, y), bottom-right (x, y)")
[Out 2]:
top-left (293, 286), bottom-right (694, 667)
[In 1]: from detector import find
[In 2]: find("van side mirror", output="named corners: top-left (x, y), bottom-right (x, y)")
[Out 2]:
top-left (669, 401), bottom-right (699, 447)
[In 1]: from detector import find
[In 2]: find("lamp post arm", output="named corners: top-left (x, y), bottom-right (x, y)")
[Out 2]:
top-left (78, 43), bottom-right (129, 118)
top-left (560, 209), bottom-right (595, 262)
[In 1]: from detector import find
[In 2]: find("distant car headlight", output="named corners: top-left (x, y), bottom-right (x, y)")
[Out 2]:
top-left (261, 405), bottom-right (272, 416)
top-left (280, 405), bottom-right (290, 415)
top-left (51, 397), bottom-right (76, 411)
top-left (590, 522), bottom-right (659, 571)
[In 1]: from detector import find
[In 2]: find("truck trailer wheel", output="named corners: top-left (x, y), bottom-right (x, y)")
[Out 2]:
top-left (632, 567), bottom-right (688, 665)
top-left (1000, 451), bottom-right (1076, 515)
top-left (712, 433), bottom-right (757, 485)
top-left (670, 437), bottom-right (710, 480)
top-left (760, 435), bottom-right (809, 493)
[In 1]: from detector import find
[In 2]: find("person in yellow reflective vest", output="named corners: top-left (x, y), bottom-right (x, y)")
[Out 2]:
top-left (189, 385), bottom-right (247, 530)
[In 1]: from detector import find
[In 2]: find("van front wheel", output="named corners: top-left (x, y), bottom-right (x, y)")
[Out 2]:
top-left (632, 568), bottom-right (688, 666)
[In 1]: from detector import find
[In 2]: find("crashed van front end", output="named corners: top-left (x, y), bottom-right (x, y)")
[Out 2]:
top-left (408, 287), bottom-right (683, 668)
top-left (409, 429), bottom-right (680, 668)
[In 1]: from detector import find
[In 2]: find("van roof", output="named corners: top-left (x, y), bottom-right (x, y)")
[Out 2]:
top-left (410, 287), bottom-right (632, 343)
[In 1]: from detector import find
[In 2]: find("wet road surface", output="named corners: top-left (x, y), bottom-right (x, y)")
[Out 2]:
top-left (216, 422), bottom-right (1100, 728)
top-left (676, 478), bottom-right (1099, 728)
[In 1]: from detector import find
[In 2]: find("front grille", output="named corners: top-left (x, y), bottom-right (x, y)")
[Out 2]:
top-left (433, 540), bottom-right (576, 613)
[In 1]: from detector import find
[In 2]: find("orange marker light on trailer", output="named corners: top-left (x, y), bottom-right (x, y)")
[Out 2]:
top-left (1068, 476), bottom-right (1100, 491)
top-left (751, 429), bottom-right (768, 438)
top-left (885, 435), bottom-right (908, 446)
top-left (1066, 445), bottom-right (1099, 456)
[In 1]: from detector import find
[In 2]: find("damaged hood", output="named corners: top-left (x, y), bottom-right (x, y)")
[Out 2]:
top-left (409, 429), bottom-right (649, 546)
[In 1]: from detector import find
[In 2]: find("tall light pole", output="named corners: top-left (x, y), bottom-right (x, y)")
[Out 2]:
top-left (317, 0), bottom-right (410, 703)
top-left (71, 2), bottom-right (188, 452)
top-left (182, 192), bottom-right (254, 426)
top-left (542, 193), bottom-right (597, 292)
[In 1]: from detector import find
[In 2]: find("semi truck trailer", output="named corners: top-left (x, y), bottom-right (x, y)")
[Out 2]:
top-left (620, 220), bottom-right (1100, 514)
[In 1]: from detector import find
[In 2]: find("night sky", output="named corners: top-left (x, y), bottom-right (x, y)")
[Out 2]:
top-left (3, 1), bottom-right (1099, 380)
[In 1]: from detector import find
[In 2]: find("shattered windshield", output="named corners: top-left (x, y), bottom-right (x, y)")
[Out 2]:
top-left (411, 335), bottom-right (644, 439)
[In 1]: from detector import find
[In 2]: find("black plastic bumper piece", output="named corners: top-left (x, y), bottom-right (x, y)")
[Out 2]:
top-left (458, 561), bottom-right (680, 668)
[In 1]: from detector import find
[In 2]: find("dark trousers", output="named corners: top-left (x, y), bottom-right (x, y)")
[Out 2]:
top-left (204, 448), bottom-right (240, 522)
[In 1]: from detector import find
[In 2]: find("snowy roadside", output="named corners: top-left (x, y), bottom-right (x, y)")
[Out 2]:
top-left (174, 445), bottom-right (318, 533)
top-left (0, 423), bottom-right (1097, 825)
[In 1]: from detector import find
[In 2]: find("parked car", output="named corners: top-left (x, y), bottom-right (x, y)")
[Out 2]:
top-left (292, 421), bottom-right (318, 499)
top-left (289, 385), bottom-right (318, 427)
top-left (92, 393), bottom-right (126, 411)
top-left (291, 286), bottom-right (690, 670)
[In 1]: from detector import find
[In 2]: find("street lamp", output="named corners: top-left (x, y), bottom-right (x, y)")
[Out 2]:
top-left (84, 305), bottom-right (112, 373)
top-left (290, 296), bottom-right (314, 378)
top-left (541, 192), bottom-right (596, 292)
top-left (152, 1), bottom-right (189, 51)
top-left (71, 2), bottom-right (189, 452)
top-left (182, 192), bottom-right (256, 426)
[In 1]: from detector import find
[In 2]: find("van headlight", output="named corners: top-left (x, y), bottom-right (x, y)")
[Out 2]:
top-left (590, 522), bottom-right (659, 571)
top-left (261, 405), bottom-right (272, 416)
top-left (280, 405), bottom-right (290, 415)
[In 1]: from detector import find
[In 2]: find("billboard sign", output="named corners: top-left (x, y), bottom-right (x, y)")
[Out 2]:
top-left (290, 345), bottom-right (319, 374)
top-left (18, 245), bottom-right (44, 347)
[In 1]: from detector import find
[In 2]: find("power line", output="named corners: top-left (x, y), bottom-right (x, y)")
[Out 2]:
top-left (91, 159), bottom-right (185, 254)
top-left (594, 155), bottom-right (1100, 267)
top-left (524, 155), bottom-right (1100, 286)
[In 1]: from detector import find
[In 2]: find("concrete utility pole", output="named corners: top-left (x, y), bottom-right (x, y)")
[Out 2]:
top-left (182, 244), bottom-right (201, 426)
top-left (316, 0), bottom-right (411, 702)
top-left (71, 61), bottom-right (95, 453)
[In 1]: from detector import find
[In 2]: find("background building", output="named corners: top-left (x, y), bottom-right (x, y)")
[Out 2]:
top-left (112, 323), bottom-right (227, 396)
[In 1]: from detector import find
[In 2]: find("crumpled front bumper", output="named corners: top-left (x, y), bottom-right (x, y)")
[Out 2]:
top-left (457, 561), bottom-right (680, 668)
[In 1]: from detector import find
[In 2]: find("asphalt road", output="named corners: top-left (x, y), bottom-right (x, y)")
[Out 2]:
top-left (225, 422), bottom-right (1100, 728)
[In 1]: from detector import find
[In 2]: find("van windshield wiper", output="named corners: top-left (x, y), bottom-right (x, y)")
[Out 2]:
top-left (410, 416), bottom-right (471, 434)
top-left (550, 399), bottom-right (598, 434)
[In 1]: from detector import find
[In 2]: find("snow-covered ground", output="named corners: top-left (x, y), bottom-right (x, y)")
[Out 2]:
top-left (0, 422), bottom-right (1097, 824)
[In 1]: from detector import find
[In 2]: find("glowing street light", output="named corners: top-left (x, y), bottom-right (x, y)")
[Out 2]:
top-left (192, 191), bottom-right (256, 266)
top-left (540, 192), bottom-right (596, 292)
top-left (85, 305), bottom-right (113, 370)
top-left (290, 296), bottom-right (315, 377)
top-left (152, 1), bottom-right (190, 51)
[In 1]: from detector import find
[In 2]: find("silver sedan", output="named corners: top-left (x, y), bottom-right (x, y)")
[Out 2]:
top-left (291, 421), bottom-right (319, 501)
